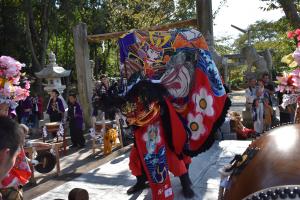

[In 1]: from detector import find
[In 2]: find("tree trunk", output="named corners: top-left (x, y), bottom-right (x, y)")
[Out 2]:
top-left (25, 11), bottom-right (41, 72)
top-left (23, 0), bottom-right (51, 71)
top-left (40, 0), bottom-right (51, 68)
top-left (278, 0), bottom-right (300, 29)
top-left (196, 0), bottom-right (214, 49)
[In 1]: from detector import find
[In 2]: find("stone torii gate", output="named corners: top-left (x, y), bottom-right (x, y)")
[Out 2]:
top-left (73, 0), bottom-right (217, 127)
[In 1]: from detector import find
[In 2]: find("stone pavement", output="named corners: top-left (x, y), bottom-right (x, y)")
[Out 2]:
top-left (25, 90), bottom-right (248, 199)
top-left (228, 90), bottom-right (246, 115)
top-left (32, 140), bottom-right (250, 200)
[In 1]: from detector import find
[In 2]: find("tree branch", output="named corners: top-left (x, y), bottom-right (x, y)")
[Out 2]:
top-left (278, 0), bottom-right (300, 28)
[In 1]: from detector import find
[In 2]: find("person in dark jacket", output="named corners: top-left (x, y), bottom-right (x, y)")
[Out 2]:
top-left (47, 89), bottom-right (65, 122)
top-left (68, 94), bottom-right (85, 148)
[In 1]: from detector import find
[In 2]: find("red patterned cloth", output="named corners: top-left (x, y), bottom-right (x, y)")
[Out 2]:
top-left (1, 148), bottom-right (31, 188)
top-left (128, 100), bottom-right (190, 199)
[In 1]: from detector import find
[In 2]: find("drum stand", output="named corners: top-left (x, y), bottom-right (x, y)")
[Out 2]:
top-left (24, 142), bottom-right (62, 184)
top-left (42, 126), bottom-right (67, 156)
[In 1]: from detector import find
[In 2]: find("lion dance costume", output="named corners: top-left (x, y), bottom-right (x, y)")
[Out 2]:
top-left (118, 29), bottom-right (231, 199)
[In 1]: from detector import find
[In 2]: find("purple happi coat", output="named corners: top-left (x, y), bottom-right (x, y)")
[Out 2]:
top-left (68, 101), bottom-right (83, 130)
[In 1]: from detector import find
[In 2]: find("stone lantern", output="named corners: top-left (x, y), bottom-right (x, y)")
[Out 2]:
top-left (35, 52), bottom-right (71, 94)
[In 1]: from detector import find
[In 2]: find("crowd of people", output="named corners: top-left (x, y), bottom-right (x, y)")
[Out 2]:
top-left (0, 55), bottom-right (90, 200)
top-left (244, 72), bottom-right (295, 135)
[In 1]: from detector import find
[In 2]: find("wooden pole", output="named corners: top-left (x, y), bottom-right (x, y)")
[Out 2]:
top-left (73, 23), bottom-right (92, 128)
top-left (196, 0), bottom-right (214, 49)
top-left (87, 18), bottom-right (198, 43)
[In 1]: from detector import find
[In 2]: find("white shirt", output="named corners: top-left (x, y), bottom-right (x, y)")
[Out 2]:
top-left (245, 87), bottom-right (257, 104)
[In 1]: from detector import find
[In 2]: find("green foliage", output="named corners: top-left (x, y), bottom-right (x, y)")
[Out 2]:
top-left (215, 36), bottom-right (235, 55)
top-left (1, 0), bottom-right (198, 85)
top-left (228, 65), bottom-right (248, 89)
top-left (0, 1), bottom-right (30, 64)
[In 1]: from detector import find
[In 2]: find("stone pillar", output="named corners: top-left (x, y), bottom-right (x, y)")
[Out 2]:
top-left (223, 57), bottom-right (229, 85)
top-left (73, 23), bottom-right (91, 128)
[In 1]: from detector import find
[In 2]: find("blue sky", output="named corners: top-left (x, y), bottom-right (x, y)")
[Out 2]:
top-left (212, 0), bottom-right (284, 40)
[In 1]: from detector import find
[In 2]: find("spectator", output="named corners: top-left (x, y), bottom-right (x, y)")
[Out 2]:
top-left (47, 89), bottom-right (65, 122)
top-left (0, 111), bottom-right (31, 200)
top-left (253, 98), bottom-right (264, 134)
top-left (263, 98), bottom-right (273, 131)
top-left (0, 103), bottom-right (9, 117)
top-left (256, 79), bottom-right (265, 97)
top-left (67, 94), bottom-right (85, 148)
top-left (262, 72), bottom-right (271, 87)
top-left (91, 74), bottom-right (109, 129)
top-left (264, 84), bottom-right (276, 106)
top-left (278, 92), bottom-right (295, 124)
top-left (108, 80), bottom-right (119, 96)
top-left (245, 78), bottom-right (257, 111)
top-left (30, 93), bottom-right (40, 129)
top-left (20, 96), bottom-right (33, 128)
top-left (37, 94), bottom-right (44, 120)
top-left (0, 116), bottom-right (22, 182)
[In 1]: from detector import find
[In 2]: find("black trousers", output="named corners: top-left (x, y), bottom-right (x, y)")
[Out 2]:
top-left (69, 121), bottom-right (85, 146)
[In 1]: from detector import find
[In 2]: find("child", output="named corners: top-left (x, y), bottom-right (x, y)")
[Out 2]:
top-left (253, 98), bottom-right (264, 134)
top-left (263, 98), bottom-right (273, 131)
top-left (257, 79), bottom-right (265, 96)
top-left (67, 94), bottom-right (85, 148)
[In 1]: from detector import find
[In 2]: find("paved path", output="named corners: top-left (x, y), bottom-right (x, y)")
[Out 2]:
top-left (32, 140), bottom-right (250, 200)
top-left (228, 90), bottom-right (246, 115)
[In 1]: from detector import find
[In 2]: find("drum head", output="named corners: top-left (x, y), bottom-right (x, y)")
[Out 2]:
top-left (34, 151), bottom-right (56, 174)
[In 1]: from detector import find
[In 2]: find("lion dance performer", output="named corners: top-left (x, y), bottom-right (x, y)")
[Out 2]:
top-left (117, 29), bottom-right (231, 199)
top-left (0, 56), bottom-right (31, 200)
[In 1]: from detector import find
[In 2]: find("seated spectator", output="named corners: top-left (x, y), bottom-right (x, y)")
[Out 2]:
top-left (68, 188), bottom-right (89, 200)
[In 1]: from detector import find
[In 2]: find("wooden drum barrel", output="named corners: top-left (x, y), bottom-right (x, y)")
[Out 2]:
top-left (223, 124), bottom-right (300, 200)
top-left (45, 122), bottom-right (60, 132)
